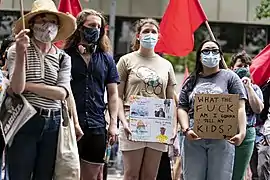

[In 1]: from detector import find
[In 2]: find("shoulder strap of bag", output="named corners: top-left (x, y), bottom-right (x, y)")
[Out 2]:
top-left (58, 51), bottom-right (70, 126)
top-left (59, 51), bottom-right (65, 68)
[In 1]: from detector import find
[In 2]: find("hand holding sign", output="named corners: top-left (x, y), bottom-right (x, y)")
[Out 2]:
top-left (228, 133), bottom-right (245, 146)
top-left (185, 130), bottom-right (201, 141)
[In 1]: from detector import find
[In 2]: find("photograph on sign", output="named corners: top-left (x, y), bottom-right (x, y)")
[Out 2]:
top-left (193, 94), bottom-right (239, 139)
top-left (128, 96), bottom-right (174, 144)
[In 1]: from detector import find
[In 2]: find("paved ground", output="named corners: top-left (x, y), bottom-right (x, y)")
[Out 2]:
top-left (107, 174), bottom-right (124, 180)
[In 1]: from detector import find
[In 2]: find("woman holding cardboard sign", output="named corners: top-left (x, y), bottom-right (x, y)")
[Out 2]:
top-left (177, 40), bottom-right (247, 180)
top-left (117, 18), bottom-right (177, 180)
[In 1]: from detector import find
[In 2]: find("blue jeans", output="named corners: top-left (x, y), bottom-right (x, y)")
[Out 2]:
top-left (183, 138), bottom-right (235, 180)
top-left (7, 113), bottom-right (60, 180)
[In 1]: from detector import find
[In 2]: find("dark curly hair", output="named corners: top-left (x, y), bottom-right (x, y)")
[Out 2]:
top-left (230, 50), bottom-right (252, 68)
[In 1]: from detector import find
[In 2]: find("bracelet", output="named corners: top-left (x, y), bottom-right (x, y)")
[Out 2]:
top-left (183, 127), bottom-right (192, 136)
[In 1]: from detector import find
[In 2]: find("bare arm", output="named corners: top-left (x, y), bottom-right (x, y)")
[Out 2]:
top-left (246, 86), bottom-right (264, 114)
top-left (9, 30), bottom-right (30, 94)
top-left (66, 89), bottom-right (79, 125)
top-left (167, 85), bottom-right (177, 135)
top-left (118, 81), bottom-right (128, 125)
top-left (10, 53), bottom-right (26, 94)
top-left (177, 108), bottom-right (189, 131)
top-left (25, 82), bottom-right (67, 100)
top-left (238, 99), bottom-right (247, 136)
top-left (107, 83), bottom-right (118, 125)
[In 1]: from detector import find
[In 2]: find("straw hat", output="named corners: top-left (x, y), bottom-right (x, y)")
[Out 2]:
top-left (14, 0), bottom-right (77, 42)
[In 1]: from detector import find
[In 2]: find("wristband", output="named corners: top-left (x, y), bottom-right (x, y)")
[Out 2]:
top-left (183, 127), bottom-right (192, 136)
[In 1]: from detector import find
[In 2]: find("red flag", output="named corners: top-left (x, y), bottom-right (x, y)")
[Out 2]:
top-left (250, 44), bottom-right (270, 86)
top-left (155, 0), bottom-right (207, 56)
top-left (55, 0), bottom-right (82, 48)
top-left (58, 0), bottom-right (82, 17)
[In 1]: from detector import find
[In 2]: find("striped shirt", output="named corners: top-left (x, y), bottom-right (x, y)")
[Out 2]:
top-left (7, 40), bottom-right (71, 109)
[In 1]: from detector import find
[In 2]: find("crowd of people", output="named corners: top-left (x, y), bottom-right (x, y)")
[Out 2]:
top-left (0, 0), bottom-right (269, 180)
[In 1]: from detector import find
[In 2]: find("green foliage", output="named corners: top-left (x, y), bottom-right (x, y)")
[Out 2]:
top-left (164, 52), bottom-right (233, 73)
top-left (256, 0), bottom-right (270, 19)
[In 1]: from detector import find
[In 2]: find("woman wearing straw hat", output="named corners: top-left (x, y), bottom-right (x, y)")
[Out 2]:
top-left (6, 0), bottom-right (79, 179)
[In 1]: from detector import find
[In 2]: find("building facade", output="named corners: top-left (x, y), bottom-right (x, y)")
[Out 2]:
top-left (0, 0), bottom-right (269, 58)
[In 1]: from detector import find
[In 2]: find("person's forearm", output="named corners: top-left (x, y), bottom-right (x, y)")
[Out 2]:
top-left (246, 86), bottom-right (264, 114)
top-left (11, 51), bottom-right (26, 94)
top-left (67, 90), bottom-right (79, 125)
top-left (177, 108), bottom-right (189, 131)
top-left (238, 100), bottom-right (247, 136)
top-left (173, 101), bottom-right (178, 132)
top-left (118, 98), bottom-right (127, 125)
top-left (26, 83), bottom-right (67, 100)
top-left (108, 92), bottom-right (118, 125)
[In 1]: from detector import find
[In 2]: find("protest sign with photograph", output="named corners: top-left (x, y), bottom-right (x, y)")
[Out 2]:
top-left (193, 94), bottom-right (239, 139)
top-left (128, 95), bottom-right (174, 144)
top-left (0, 94), bottom-right (36, 146)
top-left (0, 71), bottom-right (9, 151)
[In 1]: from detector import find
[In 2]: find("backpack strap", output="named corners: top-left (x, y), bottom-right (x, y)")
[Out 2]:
top-left (59, 51), bottom-right (65, 68)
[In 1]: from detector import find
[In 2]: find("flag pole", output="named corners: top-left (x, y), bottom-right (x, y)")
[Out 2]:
top-left (109, 0), bottom-right (116, 56)
top-left (205, 21), bottom-right (215, 41)
top-left (19, 0), bottom-right (28, 69)
top-left (204, 21), bottom-right (228, 69)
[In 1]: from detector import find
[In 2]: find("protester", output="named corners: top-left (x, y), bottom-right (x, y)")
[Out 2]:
top-left (257, 92), bottom-right (270, 180)
top-left (178, 40), bottom-right (247, 180)
top-left (64, 9), bottom-right (119, 180)
top-left (117, 18), bottom-right (177, 180)
top-left (157, 92), bottom-right (179, 180)
top-left (250, 79), bottom-right (270, 180)
top-left (0, 36), bottom-right (14, 68)
top-left (6, 0), bottom-right (76, 179)
top-left (229, 51), bottom-right (264, 180)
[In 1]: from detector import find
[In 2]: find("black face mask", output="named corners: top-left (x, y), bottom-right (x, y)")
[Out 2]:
top-left (82, 26), bottom-right (100, 44)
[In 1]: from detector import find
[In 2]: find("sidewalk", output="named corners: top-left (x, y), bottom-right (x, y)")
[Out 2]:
top-left (107, 168), bottom-right (123, 180)
top-left (107, 173), bottom-right (123, 180)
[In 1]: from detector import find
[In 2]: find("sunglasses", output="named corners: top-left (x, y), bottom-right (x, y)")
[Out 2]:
top-left (201, 49), bottom-right (220, 55)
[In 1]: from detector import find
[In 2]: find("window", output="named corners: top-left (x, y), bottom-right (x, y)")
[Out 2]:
top-left (245, 25), bottom-right (267, 55)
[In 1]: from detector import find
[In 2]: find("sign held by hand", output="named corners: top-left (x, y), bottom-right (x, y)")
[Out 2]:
top-left (193, 94), bottom-right (239, 139)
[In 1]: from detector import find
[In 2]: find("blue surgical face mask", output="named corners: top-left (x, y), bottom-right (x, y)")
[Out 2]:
top-left (140, 33), bottom-right (158, 49)
top-left (201, 52), bottom-right (221, 68)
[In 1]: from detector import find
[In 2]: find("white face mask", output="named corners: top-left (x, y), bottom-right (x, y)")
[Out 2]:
top-left (201, 52), bottom-right (221, 68)
top-left (140, 33), bottom-right (158, 49)
top-left (32, 22), bottom-right (58, 43)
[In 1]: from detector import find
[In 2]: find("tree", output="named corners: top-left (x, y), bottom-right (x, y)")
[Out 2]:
top-left (256, 0), bottom-right (270, 19)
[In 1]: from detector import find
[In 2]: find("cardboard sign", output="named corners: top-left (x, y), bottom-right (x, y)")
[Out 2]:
top-left (193, 94), bottom-right (239, 139)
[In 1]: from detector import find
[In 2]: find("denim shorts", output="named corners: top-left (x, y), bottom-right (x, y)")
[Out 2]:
top-left (182, 138), bottom-right (235, 180)
top-left (7, 113), bottom-right (60, 180)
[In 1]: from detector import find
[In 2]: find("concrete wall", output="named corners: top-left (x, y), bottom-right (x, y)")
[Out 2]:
top-left (1, 0), bottom-right (269, 25)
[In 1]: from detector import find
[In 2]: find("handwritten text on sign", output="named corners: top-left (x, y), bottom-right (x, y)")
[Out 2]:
top-left (193, 94), bottom-right (239, 139)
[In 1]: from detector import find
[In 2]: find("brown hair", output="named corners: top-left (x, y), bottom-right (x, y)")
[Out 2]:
top-left (64, 9), bottom-right (111, 53)
top-left (230, 51), bottom-right (252, 68)
top-left (131, 18), bottom-right (159, 51)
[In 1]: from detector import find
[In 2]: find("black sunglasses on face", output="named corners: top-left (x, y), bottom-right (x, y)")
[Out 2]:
top-left (201, 49), bottom-right (220, 55)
